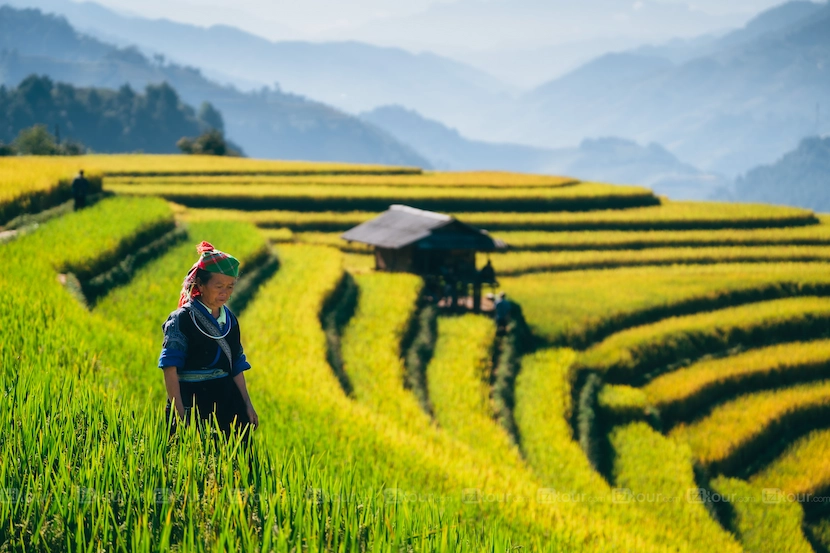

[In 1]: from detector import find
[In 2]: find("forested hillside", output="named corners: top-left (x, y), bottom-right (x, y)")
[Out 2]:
top-left (0, 5), bottom-right (429, 166)
top-left (0, 75), bottom-right (220, 153)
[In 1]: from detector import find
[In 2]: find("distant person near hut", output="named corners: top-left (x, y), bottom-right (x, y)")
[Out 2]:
top-left (495, 291), bottom-right (512, 332)
top-left (71, 170), bottom-right (89, 211)
top-left (441, 265), bottom-right (457, 306)
top-left (479, 259), bottom-right (496, 284)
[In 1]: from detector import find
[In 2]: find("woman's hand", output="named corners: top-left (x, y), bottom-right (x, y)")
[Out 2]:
top-left (163, 366), bottom-right (186, 420)
top-left (246, 404), bottom-right (259, 429)
top-left (233, 372), bottom-right (258, 430)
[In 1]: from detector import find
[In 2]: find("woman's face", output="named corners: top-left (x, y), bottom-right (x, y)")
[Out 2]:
top-left (197, 273), bottom-right (236, 311)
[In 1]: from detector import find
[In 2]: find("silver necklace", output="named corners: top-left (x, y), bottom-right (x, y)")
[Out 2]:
top-left (189, 305), bottom-right (233, 340)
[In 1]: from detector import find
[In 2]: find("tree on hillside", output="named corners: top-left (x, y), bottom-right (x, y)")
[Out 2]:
top-left (13, 124), bottom-right (85, 155)
top-left (177, 128), bottom-right (242, 157)
top-left (15, 124), bottom-right (59, 155)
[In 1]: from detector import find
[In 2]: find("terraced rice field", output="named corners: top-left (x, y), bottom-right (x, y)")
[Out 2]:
top-left (107, 171), bottom-right (577, 188)
top-left (3, 156), bottom-right (830, 551)
top-left (77, 153), bottom-right (421, 176)
top-left (489, 245), bottom-right (830, 275)
top-left (176, 200), bottom-right (817, 231)
top-left (486, 220), bottom-right (830, 249)
top-left (751, 427), bottom-right (830, 499)
top-left (107, 181), bottom-right (657, 212)
top-left (0, 158), bottom-right (103, 225)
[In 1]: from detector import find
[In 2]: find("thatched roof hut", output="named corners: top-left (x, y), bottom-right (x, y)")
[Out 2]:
top-left (341, 204), bottom-right (506, 275)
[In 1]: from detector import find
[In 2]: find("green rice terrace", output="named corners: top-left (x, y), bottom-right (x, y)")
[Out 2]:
top-left (3, 154), bottom-right (830, 551)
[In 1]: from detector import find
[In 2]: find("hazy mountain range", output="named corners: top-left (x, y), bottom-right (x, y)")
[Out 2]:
top-left (7, 0), bottom-right (827, 181)
top-left (2, 0), bottom-right (828, 206)
top-left (505, 1), bottom-right (830, 178)
top-left (631, 0), bottom-right (824, 63)
top-left (0, 5), bottom-right (429, 166)
top-left (315, 0), bottom-right (752, 82)
top-left (730, 136), bottom-right (830, 211)
top-left (361, 105), bottom-right (728, 199)
top-left (2, 0), bottom-right (515, 128)
top-left (6, 0), bottom-right (766, 86)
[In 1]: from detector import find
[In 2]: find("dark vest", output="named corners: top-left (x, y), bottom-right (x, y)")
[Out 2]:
top-left (175, 303), bottom-right (242, 374)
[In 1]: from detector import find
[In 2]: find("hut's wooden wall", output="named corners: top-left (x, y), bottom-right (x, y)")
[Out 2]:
top-left (375, 245), bottom-right (415, 272)
top-left (374, 246), bottom-right (477, 277)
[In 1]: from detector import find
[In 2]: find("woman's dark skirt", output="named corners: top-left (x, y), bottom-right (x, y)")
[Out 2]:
top-left (166, 375), bottom-right (251, 437)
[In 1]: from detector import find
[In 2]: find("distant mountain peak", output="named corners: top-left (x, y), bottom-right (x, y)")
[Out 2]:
top-left (734, 135), bottom-right (830, 210)
top-left (742, 1), bottom-right (825, 35)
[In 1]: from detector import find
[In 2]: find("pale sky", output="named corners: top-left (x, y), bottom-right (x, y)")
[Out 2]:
top-left (88, 0), bottom-right (790, 45)
top-left (30, 0), bottom-right (807, 85)
top-left (89, 0), bottom-right (439, 37)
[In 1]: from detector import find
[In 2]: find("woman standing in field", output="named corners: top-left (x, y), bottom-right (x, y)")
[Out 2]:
top-left (158, 241), bottom-right (259, 436)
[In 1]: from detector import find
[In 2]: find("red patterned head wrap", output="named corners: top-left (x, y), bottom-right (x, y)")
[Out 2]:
top-left (178, 241), bottom-right (240, 307)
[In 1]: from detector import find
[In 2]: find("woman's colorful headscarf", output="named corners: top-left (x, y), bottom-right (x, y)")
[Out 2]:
top-left (178, 241), bottom-right (240, 307)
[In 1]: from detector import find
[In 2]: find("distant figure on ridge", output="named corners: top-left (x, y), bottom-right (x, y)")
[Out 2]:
top-left (479, 259), bottom-right (496, 286)
top-left (71, 170), bottom-right (89, 211)
top-left (495, 291), bottom-right (512, 333)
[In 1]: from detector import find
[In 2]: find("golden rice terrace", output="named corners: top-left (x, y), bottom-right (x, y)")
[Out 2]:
top-left (2, 154), bottom-right (830, 552)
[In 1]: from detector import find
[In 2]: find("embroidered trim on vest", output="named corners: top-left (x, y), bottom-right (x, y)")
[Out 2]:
top-left (189, 305), bottom-right (234, 373)
top-left (178, 368), bottom-right (229, 382)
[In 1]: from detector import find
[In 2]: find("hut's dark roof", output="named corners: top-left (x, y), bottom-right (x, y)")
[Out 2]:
top-left (341, 204), bottom-right (506, 251)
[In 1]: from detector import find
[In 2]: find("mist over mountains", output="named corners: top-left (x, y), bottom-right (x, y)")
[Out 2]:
top-left (631, 0), bottom-right (824, 63)
top-left (1, 0), bottom-right (828, 207)
top-left (8, 0), bottom-right (765, 84)
top-left (2, 0), bottom-right (515, 130)
top-left (361, 105), bottom-right (728, 199)
top-left (0, 5), bottom-right (430, 166)
top-left (732, 136), bottom-right (830, 211)
top-left (319, 0), bottom-right (752, 84)
top-left (505, 1), bottom-right (830, 179)
top-left (14, 0), bottom-right (826, 176)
